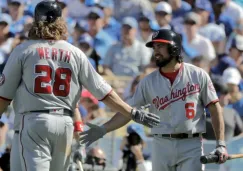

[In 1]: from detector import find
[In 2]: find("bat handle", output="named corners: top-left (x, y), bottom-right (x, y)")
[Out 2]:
top-left (200, 154), bottom-right (219, 164)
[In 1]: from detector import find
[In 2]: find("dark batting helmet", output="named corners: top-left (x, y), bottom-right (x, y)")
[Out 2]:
top-left (34, 0), bottom-right (62, 23)
top-left (146, 29), bottom-right (182, 58)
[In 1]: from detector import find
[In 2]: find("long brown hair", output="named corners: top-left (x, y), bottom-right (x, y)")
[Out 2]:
top-left (28, 17), bottom-right (68, 40)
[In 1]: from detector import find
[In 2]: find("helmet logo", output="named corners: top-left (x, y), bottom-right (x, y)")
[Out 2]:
top-left (152, 31), bottom-right (159, 39)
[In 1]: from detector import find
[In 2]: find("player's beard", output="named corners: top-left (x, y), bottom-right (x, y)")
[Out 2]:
top-left (155, 55), bottom-right (174, 68)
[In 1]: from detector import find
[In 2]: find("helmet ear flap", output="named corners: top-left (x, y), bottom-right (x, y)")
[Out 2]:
top-left (168, 45), bottom-right (180, 57)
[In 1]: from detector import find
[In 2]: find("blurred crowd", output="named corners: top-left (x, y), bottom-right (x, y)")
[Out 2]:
top-left (1, 0), bottom-right (243, 170)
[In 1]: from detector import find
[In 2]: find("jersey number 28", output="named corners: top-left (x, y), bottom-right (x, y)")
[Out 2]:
top-left (185, 102), bottom-right (195, 119)
top-left (34, 65), bottom-right (72, 97)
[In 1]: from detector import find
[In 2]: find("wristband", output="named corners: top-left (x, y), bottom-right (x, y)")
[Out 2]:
top-left (74, 121), bottom-right (84, 132)
top-left (216, 140), bottom-right (226, 147)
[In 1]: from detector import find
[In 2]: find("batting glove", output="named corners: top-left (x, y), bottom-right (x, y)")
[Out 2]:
top-left (210, 146), bottom-right (228, 164)
top-left (131, 104), bottom-right (160, 128)
top-left (79, 123), bottom-right (106, 147)
top-left (73, 144), bottom-right (86, 163)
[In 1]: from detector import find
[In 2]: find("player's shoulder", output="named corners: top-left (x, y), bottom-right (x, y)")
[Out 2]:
top-left (141, 69), bottom-right (160, 83)
top-left (183, 62), bottom-right (210, 77)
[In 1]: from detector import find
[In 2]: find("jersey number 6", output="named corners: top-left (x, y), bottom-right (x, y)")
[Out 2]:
top-left (185, 102), bottom-right (195, 119)
top-left (34, 65), bottom-right (72, 97)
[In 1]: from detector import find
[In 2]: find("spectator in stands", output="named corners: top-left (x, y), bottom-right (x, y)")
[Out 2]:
top-left (209, 0), bottom-right (236, 37)
top-left (103, 17), bottom-right (151, 77)
top-left (155, 2), bottom-right (173, 30)
top-left (80, 90), bottom-right (107, 125)
top-left (86, 147), bottom-right (107, 170)
top-left (169, 0), bottom-right (192, 33)
top-left (57, 0), bottom-right (76, 36)
top-left (0, 13), bottom-right (14, 55)
top-left (228, 35), bottom-right (243, 75)
top-left (222, 67), bottom-right (243, 119)
top-left (119, 123), bottom-right (151, 171)
top-left (112, 0), bottom-right (154, 21)
top-left (98, 0), bottom-right (121, 41)
top-left (78, 33), bottom-right (99, 71)
top-left (71, 20), bottom-right (89, 46)
top-left (226, 18), bottom-right (243, 54)
top-left (203, 78), bottom-right (243, 141)
top-left (168, 0), bottom-right (191, 19)
top-left (67, 0), bottom-right (90, 20)
top-left (137, 13), bottom-right (160, 44)
top-left (87, 7), bottom-right (115, 61)
top-left (7, 0), bottom-right (33, 34)
top-left (191, 56), bottom-right (211, 73)
top-left (124, 74), bottom-right (146, 102)
top-left (195, 0), bottom-right (226, 55)
top-left (219, 0), bottom-right (243, 27)
top-left (182, 12), bottom-right (216, 62)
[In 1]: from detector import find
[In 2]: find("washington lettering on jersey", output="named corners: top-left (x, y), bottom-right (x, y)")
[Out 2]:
top-left (36, 47), bottom-right (71, 63)
top-left (152, 82), bottom-right (200, 110)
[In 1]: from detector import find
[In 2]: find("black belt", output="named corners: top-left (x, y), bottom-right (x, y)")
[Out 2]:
top-left (30, 109), bottom-right (73, 117)
top-left (15, 130), bottom-right (19, 134)
top-left (154, 133), bottom-right (201, 139)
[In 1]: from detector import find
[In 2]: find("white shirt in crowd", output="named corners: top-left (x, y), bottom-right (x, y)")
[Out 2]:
top-left (187, 34), bottom-right (216, 61)
top-left (222, 1), bottom-right (243, 24)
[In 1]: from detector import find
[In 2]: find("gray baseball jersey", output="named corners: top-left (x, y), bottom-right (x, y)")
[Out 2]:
top-left (0, 40), bottom-right (112, 113)
top-left (128, 63), bottom-right (218, 134)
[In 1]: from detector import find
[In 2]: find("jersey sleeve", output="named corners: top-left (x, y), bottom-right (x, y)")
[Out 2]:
top-left (200, 71), bottom-right (219, 107)
top-left (126, 79), bottom-right (146, 108)
top-left (78, 51), bottom-right (112, 100)
top-left (0, 47), bottom-right (22, 101)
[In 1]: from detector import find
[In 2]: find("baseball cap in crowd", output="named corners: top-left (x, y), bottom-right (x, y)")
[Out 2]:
top-left (209, 0), bottom-right (227, 5)
top-left (99, 0), bottom-right (114, 9)
top-left (231, 35), bottom-right (243, 52)
top-left (184, 12), bottom-right (201, 25)
top-left (87, 7), bottom-right (104, 19)
top-left (195, 0), bottom-right (212, 12)
top-left (9, 0), bottom-right (25, 5)
top-left (155, 2), bottom-right (172, 15)
top-left (81, 90), bottom-right (99, 105)
top-left (0, 13), bottom-right (12, 26)
top-left (122, 17), bottom-right (138, 29)
top-left (79, 33), bottom-right (94, 47)
top-left (127, 123), bottom-right (146, 141)
top-left (222, 67), bottom-right (242, 85)
top-left (85, 0), bottom-right (100, 7)
top-left (75, 20), bottom-right (89, 32)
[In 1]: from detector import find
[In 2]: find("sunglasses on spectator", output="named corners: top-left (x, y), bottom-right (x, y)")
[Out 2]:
top-left (184, 20), bottom-right (197, 25)
top-left (155, 11), bottom-right (169, 16)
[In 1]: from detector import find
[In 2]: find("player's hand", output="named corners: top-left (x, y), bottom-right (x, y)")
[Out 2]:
top-left (131, 104), bottom-right (160, 128)
top-left (210, 146), bottom-right (228, 164)
top-left (73, 144), bottom-right (86, 163)
top-left (79, 123), bottom-right (106, 147)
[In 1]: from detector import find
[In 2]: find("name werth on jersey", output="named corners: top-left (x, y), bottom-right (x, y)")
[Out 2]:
top-left (36, 47), bottom-right (71, 63)
top-left (153, 82), bottom-right (200, 110)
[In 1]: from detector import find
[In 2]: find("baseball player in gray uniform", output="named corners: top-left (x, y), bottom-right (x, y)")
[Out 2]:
top-left (80, 29), bottom-right (228, 171)
top-left (0, 1), bottom-right (160, 171)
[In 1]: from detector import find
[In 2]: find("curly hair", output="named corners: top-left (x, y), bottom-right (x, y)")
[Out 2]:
top-left (28, 18), bottom-right (68, 40)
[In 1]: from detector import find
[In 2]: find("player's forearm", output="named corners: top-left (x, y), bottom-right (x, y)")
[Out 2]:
top-left (102, 91), bottom-right (133, 119)
top-left (103, 112), bottom-right (131, 133)
top-left (73, 104), bottom-right (82, 122)
top-left (209, 102), bottom-right (225, 143)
